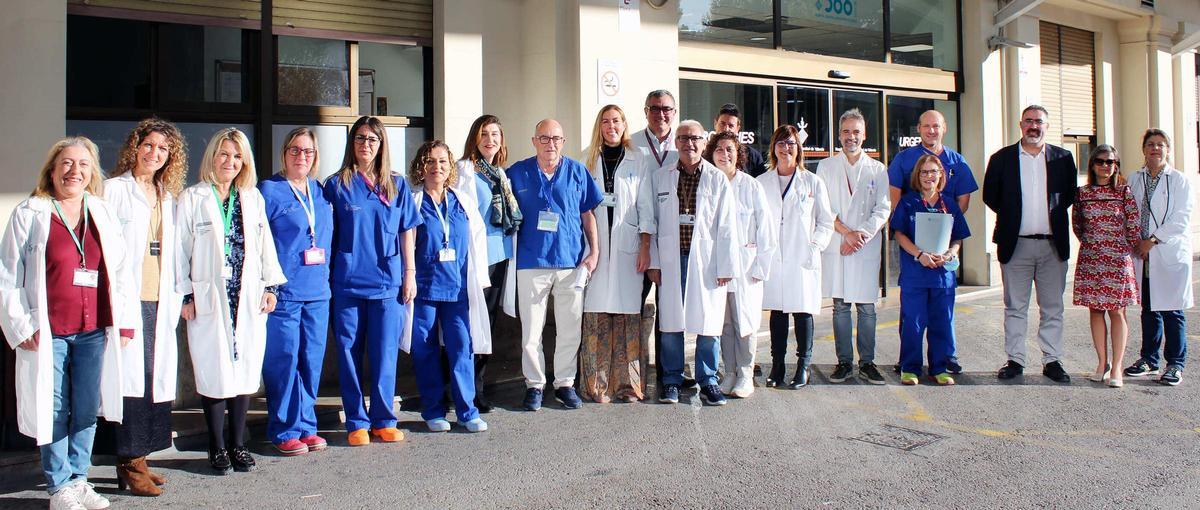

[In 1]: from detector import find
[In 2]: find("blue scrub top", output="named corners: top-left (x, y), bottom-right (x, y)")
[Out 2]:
top-left (260, 175), bottom-right (334, 302)
top-left (323, 171), bottom-right (422, 299)
top-left (890, 192), bottom-right (971, 289)
top-left (888, 145), bottom-right (979, 202)
top-left (508, 156), bottom-right (604, 270)
top-left (472, 171), bottom-right (514, 265)
top-left (415, 190), bottom-right (470, 302)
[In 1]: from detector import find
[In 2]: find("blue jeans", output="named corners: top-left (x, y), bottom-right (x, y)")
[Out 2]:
top-left (1140, 277), bottom-right (1188, 368)
top-left (660, 252), bottom-right (720, 386)
top-left (832, 298), bottom-right (877, 365)
top-left (41, 328), bottom-right (106, 495)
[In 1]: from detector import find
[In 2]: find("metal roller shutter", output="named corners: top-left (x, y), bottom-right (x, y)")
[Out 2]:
top-left (1040, 21), bottom-right (1095, 147)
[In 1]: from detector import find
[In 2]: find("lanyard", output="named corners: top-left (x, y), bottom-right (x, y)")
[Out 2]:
top-left (537, 161), bottom-right (560, 211)
top-left (52, 196), bottom-right (89, 267)
top-left (1144, 171), bottom-right (1168, 230)
top-left (430, 192), bottom-right (452, 248)
top-left (359, 171), bottom-right (390, 205)
top-left (645, 130), bottom-right (669, 167)
top-left (781, 172), bottom-right (796, 199)
top-left (211, 184), bottom-right (237, 256)
top-left (289, 179), bottom-right (318, 247)
top-left (921, 194), bottom-right (948, 213)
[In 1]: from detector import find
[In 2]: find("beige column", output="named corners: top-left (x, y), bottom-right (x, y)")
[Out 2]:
top-left (433, 0), bottom-right (484, 153)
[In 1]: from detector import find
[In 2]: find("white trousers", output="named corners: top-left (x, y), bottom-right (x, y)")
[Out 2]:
top-left (517, 268), bottom-right (585, 389)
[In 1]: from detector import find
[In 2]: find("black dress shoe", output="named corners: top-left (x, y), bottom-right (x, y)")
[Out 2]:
top-left (997, 360), bottom-right (1024, 380)
top-left (1042, 361), bottom-right (1071, 383)
top-left (209, 448), bottom-right (232, 475)
top-left (474, 396), bottom-right (493, 414)
top-left (788, 365), bottom-right (809, 389)
top-left (230, 446), bottom-right (257, 472)
top-left (765, 362), bottom-right (785, 388)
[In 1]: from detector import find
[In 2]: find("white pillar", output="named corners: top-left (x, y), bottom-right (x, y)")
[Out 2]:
top-left (433, 0), bottom-right (484, 152)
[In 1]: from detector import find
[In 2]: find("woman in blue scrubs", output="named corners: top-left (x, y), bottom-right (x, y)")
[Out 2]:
top-left (891, 154), bottom-right (970, 386)
top-left (404, 140), bottom-right (490, 433)
top-left (260, 127), bottom-right (334, 455)
top-left (323, 116), bottom-right (420, 446)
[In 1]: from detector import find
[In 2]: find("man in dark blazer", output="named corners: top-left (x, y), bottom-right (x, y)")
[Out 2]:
top-left (982, 105), bottom-right (1077, 383)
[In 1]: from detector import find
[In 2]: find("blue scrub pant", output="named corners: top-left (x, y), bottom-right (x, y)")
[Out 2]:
top-left (899, 287), bottom-right (956, 375)
top-left (411, 298), bottom-right (479, 422)
top-left (660, 252), bottom-right (720, 387)
top-left (332, 295), bottom-right (401, 431)
top-left (1140, 276), bottom-right (1188, 369)
top-left (42, 329), bottom-right (105, 495)
top-left (264, 299), bottom-right (329, 443)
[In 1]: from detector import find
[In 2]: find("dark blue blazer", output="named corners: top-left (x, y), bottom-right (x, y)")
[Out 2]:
top-left (982, 143), bottom-right (1077, 264)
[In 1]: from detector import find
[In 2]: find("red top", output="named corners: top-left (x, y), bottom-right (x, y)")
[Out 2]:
top-left (44, 211), bottom-right (128, 337)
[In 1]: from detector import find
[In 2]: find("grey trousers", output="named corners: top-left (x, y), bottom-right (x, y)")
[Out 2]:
top-left (832, 298), bottom-right (877, 365)
top-left (719, 293), bottom-right (756, 379)
top-left (1000, 238), bottom-right (1068, 366)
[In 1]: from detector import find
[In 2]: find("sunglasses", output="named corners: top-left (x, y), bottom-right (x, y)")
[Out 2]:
top-left (1093, 158), bottom-right (1119, 167)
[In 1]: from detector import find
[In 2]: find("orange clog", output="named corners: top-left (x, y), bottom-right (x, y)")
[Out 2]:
top-left (370, 427), bottom-right (404, 442)
top-left (347, 428), bottom-right (370, 446)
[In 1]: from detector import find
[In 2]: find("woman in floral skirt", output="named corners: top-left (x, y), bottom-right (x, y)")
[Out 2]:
top-left (1072, 144), bottom-right (1140, 388)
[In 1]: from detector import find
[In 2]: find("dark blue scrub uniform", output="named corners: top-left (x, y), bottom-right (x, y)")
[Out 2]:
top-left (888, 146), bottom-right (979, 204)
top-left (260, 175), bottom-right (334, 444)
top-left (324, 172), bottom-right (420, 432)
top-left (411, 190), bottom-right (478, 423)
top-left (891, 192), bottom-right (970, 376)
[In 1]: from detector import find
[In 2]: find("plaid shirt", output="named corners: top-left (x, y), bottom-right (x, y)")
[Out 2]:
top-left (677, 163), bottom-right (702, 254)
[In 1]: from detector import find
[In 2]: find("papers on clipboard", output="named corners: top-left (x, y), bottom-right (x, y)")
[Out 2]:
top-left (914, 212), bottom-right (952, 254)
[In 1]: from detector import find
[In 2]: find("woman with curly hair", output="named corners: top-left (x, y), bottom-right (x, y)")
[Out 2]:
top-left (99, 118), bottom-right (187, 496)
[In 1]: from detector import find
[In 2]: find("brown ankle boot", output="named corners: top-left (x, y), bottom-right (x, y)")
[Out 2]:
top-left (117, 456), bottom-right (163, 497)
top-left (144, 459), bottom-right (167, 486)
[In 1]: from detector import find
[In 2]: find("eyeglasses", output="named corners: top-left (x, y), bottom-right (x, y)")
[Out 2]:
top-left (1021, 118), bottom-right (1046, 126)
top-left (1093, 158), bottom-right (1119, 167)
top-left (286, 147), bottom-right (316, 157)
top-left (354, 134), bottom-right (381, 146)
top-left (918, 168), bottom-right (943, 175)
top-left (535, 135), bottom-right (565, 145)
top-left (676, 135), bottom-right (705, 144)
top-left (646, 105), bottom-right (676, 114)
top-left (775, 140), bottom-right (799, 148)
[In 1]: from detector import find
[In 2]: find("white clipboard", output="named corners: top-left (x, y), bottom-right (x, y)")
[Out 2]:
top-left (914, 212), bottom-right (952, 254)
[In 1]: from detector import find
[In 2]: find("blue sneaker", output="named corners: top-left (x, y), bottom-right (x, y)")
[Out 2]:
top-left (658, 384), bottom-right (680, 404)
top-left (700, 384), bottom-right (727, 406)
top-left (554, 387), bottom-right (583, 409)
top-left (522, 387), bottom-right (543, 411)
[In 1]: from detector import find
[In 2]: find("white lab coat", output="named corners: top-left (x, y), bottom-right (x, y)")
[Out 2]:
top-left (175, 183), bottom-right (286, 399)
top-left (400, 188), bottom-right (493, 355)
top-left (631, 127), bottom-right (678, 174)
top-left (817, 153), bottom-right (891, 303)
top-left (0, 195), bottom-right (130, 445)
top-left (583, 147), bottom-right (649, 314)
top-left (1129, 165), bottom-right (1195, 311)
top-left (726, 171), bottom-right (779, 337)
top-left (104, 175), bottom-right (182, 402)
top-left (757, 169), bottom-right (834, 314)
top-left (648, 160), bottom-right (739, 335)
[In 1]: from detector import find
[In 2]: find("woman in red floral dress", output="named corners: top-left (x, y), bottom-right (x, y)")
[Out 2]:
top-left (1072, 144), bottom-right (1140, 388)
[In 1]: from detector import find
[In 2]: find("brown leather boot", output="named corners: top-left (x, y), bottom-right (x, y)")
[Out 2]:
top-left (144, 459), bottom-right (167, 486)
top-left (117, 456), bottom-right (163, 497)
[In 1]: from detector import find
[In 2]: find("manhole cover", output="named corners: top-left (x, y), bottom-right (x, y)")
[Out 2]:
top-left (848, 425), bottom-right (945, 451)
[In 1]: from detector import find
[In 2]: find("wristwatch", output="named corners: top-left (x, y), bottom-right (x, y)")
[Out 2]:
top-left (1150, 236), bottom-right (1161, 245)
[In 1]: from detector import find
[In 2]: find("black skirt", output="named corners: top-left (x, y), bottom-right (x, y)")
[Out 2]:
top-left (94, 301), bottom-right (174, 458)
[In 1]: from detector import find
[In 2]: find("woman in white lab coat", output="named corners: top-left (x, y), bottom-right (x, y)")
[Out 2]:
top-left (1124, 129), bottom-right (1194, 386)
top-left (177, 128), bottom-right (286, 474)
top-left (100, 118), bottom-right (186, 496)
top-left (579, 105), bottom-right (649, 403)
top-left (0, 137), bottom-right (131, 509)
top-left (705, 131), bottom-right (777, 398)
top-left (756, 124), bottom-right (834, 389)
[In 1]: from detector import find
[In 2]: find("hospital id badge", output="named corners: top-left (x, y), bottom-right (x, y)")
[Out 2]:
top-left (537, 210), bottom-right (560, 232)
top-left (439, 247), bottom-right (457, 262)
top-left (679, 214), bottom-right (696, 226)
top-left (73, 268), bottom-right (99, 288)
top-left (221, 265), bottom-right (233, 279)
top-left (149, 241), bottom-right (161, 256)
top-left (601, 193), bottom-right (617, 207)
top-left (303, 247), bottom-right (326, 266)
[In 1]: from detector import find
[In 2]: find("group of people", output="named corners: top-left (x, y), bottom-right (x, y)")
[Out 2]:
top-left (0, 90), bottom-right (1192, 510)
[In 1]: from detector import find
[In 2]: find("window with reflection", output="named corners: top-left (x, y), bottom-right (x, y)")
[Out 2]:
top-left (680, 79), bottom-right (774, 158)
top-left (67, 16), bottom-right (152, 109)
top-left (781, 0), bottom-right (885, 62)
top-left (777, 85), bottom-right (830, 170)
top-left (678, 0), bottom-right (775, 49)
top-left (832, 89), bottom-right (881, 157)
top-left (160, 24), bottom-right (250, 105)
top-left (884, 96), bottom-right (958, 166)
top-left (357, 43), bottom-right (425, 117)
top-left (277, 36), bottom-right (349, 107)
top-left (890, 0), bottom-right (959, 70)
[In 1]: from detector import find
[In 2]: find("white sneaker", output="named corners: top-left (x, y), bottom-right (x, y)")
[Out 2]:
top-left (718, 374), bottom-right (736, 395)
top-left (426, 418), bottom-right (451, 432)
top-left (49, 485), bottom-right (85, 510)
top-left (730, 376), bottom-right (755, 398)
top-left (463, 418), bottom-right (488, 433)
top-left (72, 483), bottom-right (110, 510)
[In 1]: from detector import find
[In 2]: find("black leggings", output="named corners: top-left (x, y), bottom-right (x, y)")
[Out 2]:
top-left (768, 311), bottom-right (814, 367)
top-left (201, 395), bottom-right (250, 452)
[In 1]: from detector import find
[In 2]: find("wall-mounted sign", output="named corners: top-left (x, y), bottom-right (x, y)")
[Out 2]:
top-left (619, 0), bottom-right (640, 33)
top-left (597, 60), bottom-right (622, 104)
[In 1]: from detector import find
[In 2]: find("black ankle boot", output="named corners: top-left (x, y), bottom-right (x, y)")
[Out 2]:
top-left (789, 365), bottom-right (809, 389)
top-left (765, 362), bottom-right (785, 388)
top-left (209, 448), bottom-right (232, 475)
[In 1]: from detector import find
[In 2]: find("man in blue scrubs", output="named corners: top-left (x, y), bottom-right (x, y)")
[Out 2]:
top-left (508, 119), bottom-right (603, 411)
top-left (887, 109), bottom-right (978, 374)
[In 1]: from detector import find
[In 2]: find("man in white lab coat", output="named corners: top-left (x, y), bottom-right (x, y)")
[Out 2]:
top-left (818, 109), bottom-right (891, 384)
top-left (643, 120), bottom-right (738, 406)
